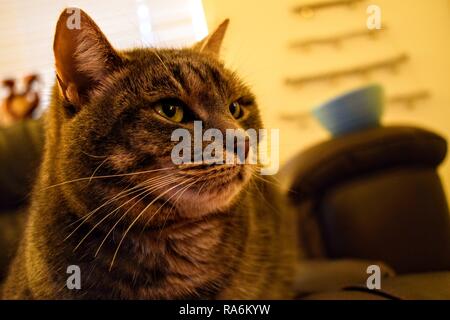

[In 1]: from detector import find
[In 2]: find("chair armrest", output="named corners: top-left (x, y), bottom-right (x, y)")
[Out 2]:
top-left (294, 259), bottom-right (395, 296)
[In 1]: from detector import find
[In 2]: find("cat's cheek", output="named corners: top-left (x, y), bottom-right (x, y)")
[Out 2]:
top-left (108, 150), bottom-right (138, 170)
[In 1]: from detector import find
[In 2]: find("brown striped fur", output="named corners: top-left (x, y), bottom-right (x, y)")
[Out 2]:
top-left (2, 9), bottom-right (298, 299)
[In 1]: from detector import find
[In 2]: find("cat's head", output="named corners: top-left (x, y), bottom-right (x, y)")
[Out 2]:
top-left (51, 8), bottom-right (262, 226)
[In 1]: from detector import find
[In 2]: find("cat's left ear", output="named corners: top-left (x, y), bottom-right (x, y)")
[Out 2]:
top-left (193, 19), bottom-right (229, 57)
top-left (53, 8), bottom-right (123, 106)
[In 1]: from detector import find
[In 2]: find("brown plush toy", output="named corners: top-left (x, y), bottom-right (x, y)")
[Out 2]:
top-left (0, 74), bottom-right (40, 126)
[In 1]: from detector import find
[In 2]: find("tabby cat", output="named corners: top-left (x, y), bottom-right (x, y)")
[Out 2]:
top-left (1, 8), bottom-right (298, 299)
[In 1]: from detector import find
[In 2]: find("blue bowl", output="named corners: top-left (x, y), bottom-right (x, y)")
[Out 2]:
top-left (312, 84), bottom-right (384, 137)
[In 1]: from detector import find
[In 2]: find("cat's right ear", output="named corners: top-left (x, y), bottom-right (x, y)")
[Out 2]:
top-left (193, 19), bottom-right (229, 58)
top-left (53, 8), bottom-right (122, 107)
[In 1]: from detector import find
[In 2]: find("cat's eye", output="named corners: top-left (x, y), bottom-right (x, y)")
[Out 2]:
top-left (154, 100), bottom-right (184, 122)
top-left (229, 101), bottom-right (243, 119)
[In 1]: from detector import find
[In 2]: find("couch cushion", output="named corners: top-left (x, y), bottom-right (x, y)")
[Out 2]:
top-left (302, 272), bottom-right (450, 300)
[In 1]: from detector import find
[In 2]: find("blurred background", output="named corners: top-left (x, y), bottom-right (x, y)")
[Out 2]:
top-left (0, 0), bottom-right (449, 194)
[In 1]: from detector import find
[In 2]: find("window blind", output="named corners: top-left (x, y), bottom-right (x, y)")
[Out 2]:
top-left (0, 0), bottom-right (208, 112)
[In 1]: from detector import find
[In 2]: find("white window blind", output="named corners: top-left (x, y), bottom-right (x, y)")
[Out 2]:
top-left (0, 0), bottom-right (208, 112)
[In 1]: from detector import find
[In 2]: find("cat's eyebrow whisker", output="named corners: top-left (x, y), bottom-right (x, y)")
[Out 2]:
top-left (109, 177), bottom-right (195, 270)
top-left (42, 167), bottom-right (175, 190)
top-left (94, 176), bottom-right (185, 258)
top-left (151, 50), bottom-right (184, 92)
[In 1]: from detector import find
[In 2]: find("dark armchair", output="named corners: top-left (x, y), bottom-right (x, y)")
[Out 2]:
top-left (281, 125), bottom-right (450, 299)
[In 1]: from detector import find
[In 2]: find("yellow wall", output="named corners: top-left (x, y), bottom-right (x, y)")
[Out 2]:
top-left (203, 0), bottom-right (450, 197)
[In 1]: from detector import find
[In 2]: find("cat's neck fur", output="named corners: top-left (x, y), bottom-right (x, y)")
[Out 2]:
top-left (3, 107), bottom-right (297, 299)
top-left (27, 184), bottom-right (249, 299)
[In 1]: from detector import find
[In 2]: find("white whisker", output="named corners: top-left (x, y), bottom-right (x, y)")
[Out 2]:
top-left (42, 167), bottom-right (174, 190)
top-left (94, 176), bottom-right (184, 258)
top-left (108, 177), bottom-right (195, 270)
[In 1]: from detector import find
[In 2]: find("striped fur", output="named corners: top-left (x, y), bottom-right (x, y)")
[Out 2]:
top-left (2, 9), bottom-right (298, 299)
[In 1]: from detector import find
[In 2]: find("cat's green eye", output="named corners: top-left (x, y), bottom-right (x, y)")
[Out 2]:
top-left (229, 101), bottom-right (243, 119)
top-left (155, 101), bottom-right (184, 122)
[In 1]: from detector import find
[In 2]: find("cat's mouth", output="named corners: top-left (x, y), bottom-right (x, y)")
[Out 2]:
top-left (97, 163), bottom-right (250, 227)
top-left (158, 163), bottom-right (251, 218)
top-left (178, 162), bottom-right (242, 177)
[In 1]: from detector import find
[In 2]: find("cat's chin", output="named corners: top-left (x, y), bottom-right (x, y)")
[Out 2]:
top-left (175, 186), bottom-right (240, 217)
top-left (172, 167), bottom-right (250, 218)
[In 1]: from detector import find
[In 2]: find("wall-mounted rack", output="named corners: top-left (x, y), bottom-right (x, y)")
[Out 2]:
top-left (285, 53), bottom-right (409, 87)
top-left (279, 89), bottom-right (430, 128)
top-left (290, 27), bottom-right (386, 51)
top-left (292, 0), bottom-right (364, 18)
top-left (388, 90), bottom-right (430, 109)
top-left (280, 112), bottom-right (311, 127)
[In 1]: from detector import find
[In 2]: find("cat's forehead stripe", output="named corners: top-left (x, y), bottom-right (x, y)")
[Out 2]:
top-left (177, 58), bottom-right (229, 97)
top-left (153, 55), bottom-right (231, 118)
